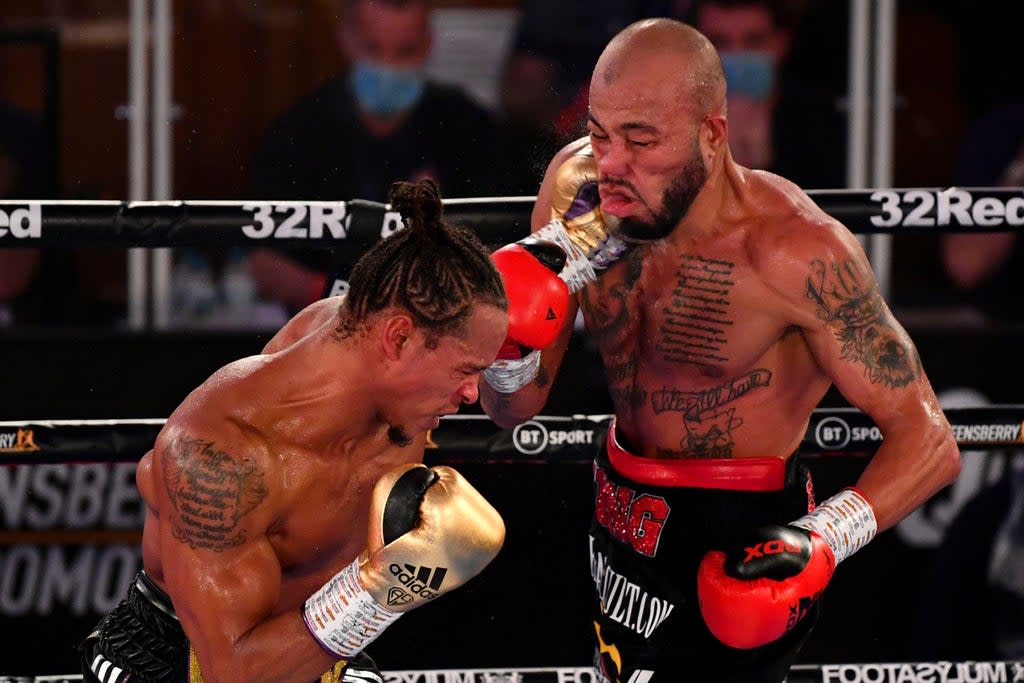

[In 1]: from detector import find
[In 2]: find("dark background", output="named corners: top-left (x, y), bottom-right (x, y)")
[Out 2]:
top-left (0, 324), bottom-right (1020, 675)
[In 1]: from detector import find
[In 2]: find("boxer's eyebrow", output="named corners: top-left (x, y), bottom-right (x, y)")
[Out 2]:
top-left (587, 112), bottom-right (660, 135)
top-left (621, 122), bottom-right (660, 134)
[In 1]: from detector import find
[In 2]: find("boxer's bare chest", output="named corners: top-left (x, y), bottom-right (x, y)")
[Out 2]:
top-left (580, 243), bottom-right (818, 458)
top-left (268, 456), bottom-right (399, 605)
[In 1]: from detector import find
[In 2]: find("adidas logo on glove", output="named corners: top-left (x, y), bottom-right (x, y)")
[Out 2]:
top-left (387, 563), bottom-right (448, 605)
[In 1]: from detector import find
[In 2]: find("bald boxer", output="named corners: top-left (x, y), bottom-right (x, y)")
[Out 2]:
top-left (79, 181), bottom-right (508, 683)
top-left (481, 19), bottom-right (961, 683)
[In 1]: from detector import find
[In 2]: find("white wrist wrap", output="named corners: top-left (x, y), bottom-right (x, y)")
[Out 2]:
top-left (483, 349), bottom-right (541, 394)
top-left (792, 488), bottom-right (877, 565)
top-left (303, 558), bottom-right (401, 658)
top-left (534, 219), bottom-right (627, 293)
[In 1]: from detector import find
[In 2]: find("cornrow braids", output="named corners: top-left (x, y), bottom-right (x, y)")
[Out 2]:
top-left (338, 180), bottom-right (507, 346)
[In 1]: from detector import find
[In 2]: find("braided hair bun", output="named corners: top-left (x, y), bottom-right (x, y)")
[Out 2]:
top-left (388, 180), bottom-right (444, 239)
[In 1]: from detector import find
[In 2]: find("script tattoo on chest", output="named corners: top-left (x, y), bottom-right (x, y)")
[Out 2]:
top-left (659, 254), bottom-right (735, 370)
top-left (806, 257), bottom-right (919, 388)
top-left (650, 369), bottom-right (773, 458)
top-left (163, 436), bottom-right (268, 551)
top-left (604, 358), bottom-right (648, 410)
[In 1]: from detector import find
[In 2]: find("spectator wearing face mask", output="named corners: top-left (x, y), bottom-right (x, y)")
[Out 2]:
top-left (243, 0), bottom-right (506, 316)
top-left (691, 0), bottom-right (846, 189)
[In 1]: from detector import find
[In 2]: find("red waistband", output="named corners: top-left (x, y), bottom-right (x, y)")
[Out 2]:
top-left (606, 418), bottom-right (788, 492)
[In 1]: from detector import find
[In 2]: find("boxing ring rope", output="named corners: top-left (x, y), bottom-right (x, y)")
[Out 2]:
top-left (2, 187), bottom-right (1022, 248)
top-left (0, 406), bottom-right (1022, 467)
top-left (2, 189), bottom-right (1023, 680)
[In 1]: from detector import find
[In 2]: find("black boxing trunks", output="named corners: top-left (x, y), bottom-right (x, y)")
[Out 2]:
top-left (79, 571), bottom-right (378, 683)
top-left (589, 419), bottom-right (817, 683)
top-left (79, 571), bottom-right (191, 682)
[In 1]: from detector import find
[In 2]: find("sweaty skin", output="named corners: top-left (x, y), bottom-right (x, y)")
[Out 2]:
top-left (480, 19), bottom-right (959, 532)
top-left (136, 295), bottom-right (504, 683)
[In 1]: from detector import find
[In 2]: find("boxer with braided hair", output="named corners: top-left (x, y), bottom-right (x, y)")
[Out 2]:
top-left (80, 180), bottom-right (508, 683)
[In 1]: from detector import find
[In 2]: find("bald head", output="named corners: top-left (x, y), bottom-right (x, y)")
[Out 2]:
top-left (594, 18), bottom-right (726, 118)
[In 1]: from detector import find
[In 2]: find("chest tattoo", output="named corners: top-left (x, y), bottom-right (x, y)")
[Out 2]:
top-left (583, 252), bottom-right (645, 411)
top-left (649, 369), bottom-right (773, 458)
top-left (659, 254), bottom-right (735, 370)
top-left (806, 257), bottom-right (919, 388)
top-left (584, 251), bottom-right (643, 347)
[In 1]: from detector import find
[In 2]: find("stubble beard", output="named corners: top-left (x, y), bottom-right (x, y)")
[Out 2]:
top-left (386, 424), bottom-right (414, 447)
top-left (614, 147), bottom-right (709, 242)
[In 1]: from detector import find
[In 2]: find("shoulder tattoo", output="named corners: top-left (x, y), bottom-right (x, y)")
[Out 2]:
top-left (805, 257), bottom-right (920, 388)
top-left (162, 436), bottom-right (268, 552)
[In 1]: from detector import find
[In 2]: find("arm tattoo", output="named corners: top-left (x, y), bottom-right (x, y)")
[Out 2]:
top-left (805, 257), bottom-right (919, 388)
top-left (487, 389), bottom-right (512, 416)
top-left (535, 363), bottom-right (551, 389)
top-left (163, 436), bottom-right (268, 551)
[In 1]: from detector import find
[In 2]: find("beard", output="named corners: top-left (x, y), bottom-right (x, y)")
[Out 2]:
top-left (614, 147), bottom-right (708, 242)
top-left (387, 424), bottom-right (413, 447)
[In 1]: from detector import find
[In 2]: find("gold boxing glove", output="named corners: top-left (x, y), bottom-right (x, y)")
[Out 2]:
top-left (303, 464), bottom-right (504, 659)
top-left (535, 143), bottom-right (630, 292)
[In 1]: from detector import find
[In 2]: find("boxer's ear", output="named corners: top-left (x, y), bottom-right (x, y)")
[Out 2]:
top-left (701, 114), bottom-right (728, 164)
top-left (381, 314), bottom-right (414, 360)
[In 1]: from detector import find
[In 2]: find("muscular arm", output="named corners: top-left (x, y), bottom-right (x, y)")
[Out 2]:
top-left (156, 429), bottom-right (335, 682)
top-left (479, 139), bottom-right (588, 428)
top-left (774, 223), bottom-right (961, 530)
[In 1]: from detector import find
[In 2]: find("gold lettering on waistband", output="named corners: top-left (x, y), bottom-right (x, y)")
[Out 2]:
top-left (189, 646), bottom-right (204, 683)
top-left (321, 660), bottom-right (347, 683)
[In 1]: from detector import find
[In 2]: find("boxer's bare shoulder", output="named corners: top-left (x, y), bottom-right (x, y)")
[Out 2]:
top-left (738, 171), bottom-right (862, 294)
top-left (263, 295), bottom-right (345, 354)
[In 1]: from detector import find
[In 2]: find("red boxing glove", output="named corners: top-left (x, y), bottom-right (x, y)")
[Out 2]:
top-left (697, 525), bottom-right (833, 650)
top-left (697, 488), bottom-right (877, 649)
top-left (484, 239), bottom-right (570, 393)
top-left (491, 239), bottom-right (569, 350)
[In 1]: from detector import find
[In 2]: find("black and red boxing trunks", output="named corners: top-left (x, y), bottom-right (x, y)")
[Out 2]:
top-left (589, 419), bottom-right (818, 683)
